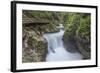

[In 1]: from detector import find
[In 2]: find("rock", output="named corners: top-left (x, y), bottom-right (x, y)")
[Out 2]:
top-left (76, 42), bottom-right (90, 59)
top-left (62, 31), bottom-right (90, 59)
top-left (22, 27), bottom-right (48, 63)
top-left (75, 35), bottom-right (91, 59)
top-left (62, 37), bottom-right (79, 53)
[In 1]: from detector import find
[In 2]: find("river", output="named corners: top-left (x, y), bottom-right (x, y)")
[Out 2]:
top-left (43, 24), bottom-right (83, 62)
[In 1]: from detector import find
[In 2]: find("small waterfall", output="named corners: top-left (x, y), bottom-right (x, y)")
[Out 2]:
top-left (43, 24), bottom-right (82, 62)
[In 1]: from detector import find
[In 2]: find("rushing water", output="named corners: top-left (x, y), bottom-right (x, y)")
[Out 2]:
top-left (43, 24), bottom-right (83, 62)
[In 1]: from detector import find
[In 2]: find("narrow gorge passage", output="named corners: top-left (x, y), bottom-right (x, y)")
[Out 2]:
top-left (43, 24), bottom-right (83, 62)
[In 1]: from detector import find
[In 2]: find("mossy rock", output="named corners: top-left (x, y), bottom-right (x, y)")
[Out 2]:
top-left (22, 27), bottom-right (48, 63)
top-left (62, 13), bottom-right (91, 59)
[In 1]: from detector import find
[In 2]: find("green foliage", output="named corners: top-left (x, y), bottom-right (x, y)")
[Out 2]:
top-left (77, 15), bottom-right (91, 41)
top-left (63, 13), bottom-right (91, 39)
top-left (63, 13), bottom-right (81, 38)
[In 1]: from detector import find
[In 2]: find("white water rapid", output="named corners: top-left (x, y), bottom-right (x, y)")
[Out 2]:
top-left (43, 24), bottom-right (83, 62)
